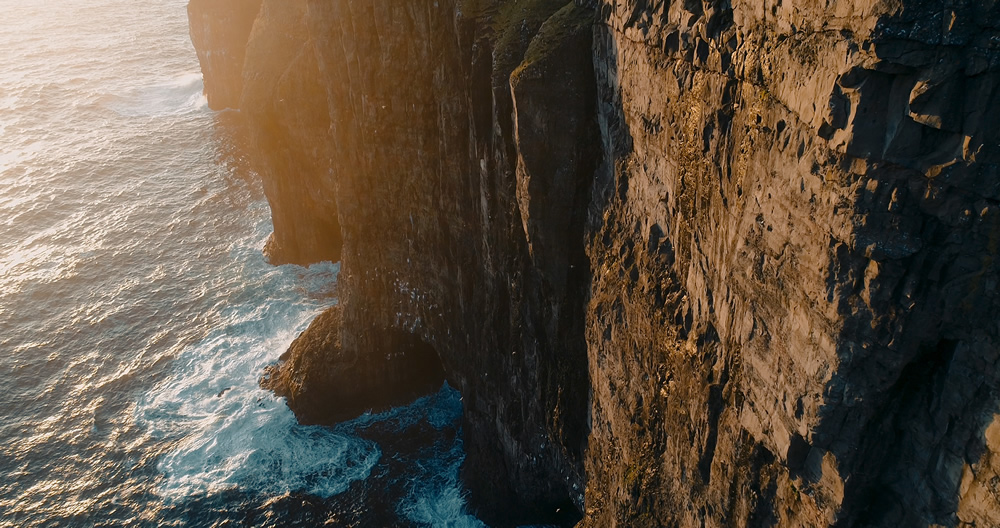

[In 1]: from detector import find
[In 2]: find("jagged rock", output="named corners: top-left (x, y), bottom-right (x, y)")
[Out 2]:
top-left (260, 304), bottom-right (445, 425)
top-left (585, 0), bottom-right (1000, 525)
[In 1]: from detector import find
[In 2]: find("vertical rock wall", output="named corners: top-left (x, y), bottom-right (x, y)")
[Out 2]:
top-left (300, 1), bottom-right (596, 523)
top-left (586, 0), bottom-right (1000, 526)
top-left (188, 0), bottom-right (1000, 525)
top-left (187, 0), bottom-right (261, 110)
top-left (240, 0), bottom-right (341, 265)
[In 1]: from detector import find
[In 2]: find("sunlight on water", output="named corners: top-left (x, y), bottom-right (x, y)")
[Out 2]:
top-left (135, 262), bottom-right (385, 501)
top-left (0, 0), bottom-right (485, 525)
top-left (104, 72), bottom-right (209, 118)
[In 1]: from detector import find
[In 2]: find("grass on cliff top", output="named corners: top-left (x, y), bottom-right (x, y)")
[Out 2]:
top-left (510, 1), bottom-right (593, 82)
top-left (458, 0), bottom-right (573, 80)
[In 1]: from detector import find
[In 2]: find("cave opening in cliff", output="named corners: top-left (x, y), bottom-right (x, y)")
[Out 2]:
top-left (382, 329), bottom-right (448, 406)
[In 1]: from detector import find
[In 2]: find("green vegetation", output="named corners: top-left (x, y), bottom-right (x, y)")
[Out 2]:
top-left (511, 0), bottom-right (592, 82)
top-left (624, 460), bottom-right (643, 489)
top-left (458, 0), bottom-right (574, 81)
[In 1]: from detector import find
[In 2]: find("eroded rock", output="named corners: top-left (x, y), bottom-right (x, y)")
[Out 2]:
top-left (260, 304), bottom-right (445, 425)
top-left (190, 0), bottom-right (1000, 525)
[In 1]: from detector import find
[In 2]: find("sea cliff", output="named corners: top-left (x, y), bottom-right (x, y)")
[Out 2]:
top-left (189, 0), bottom-right (1000, 526)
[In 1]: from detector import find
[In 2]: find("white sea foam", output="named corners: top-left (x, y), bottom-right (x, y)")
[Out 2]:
top-left (104, 71), bottom-right (207, 117)
top-left (397, 432), bottom-right (486, 528)
top-left (133, 255), bottom-right (377, 501)
top-left (0, 0), bottom-right (490, 522)
top-left (342, 384), bottom-right (484, 527)
top-left (131, 232), bottom-right (487, 522)
top-left (402, 486), bottom-right (488, 528)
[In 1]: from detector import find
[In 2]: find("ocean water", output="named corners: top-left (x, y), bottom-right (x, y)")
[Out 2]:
top-left (0, 0), bottom-right (484, 526)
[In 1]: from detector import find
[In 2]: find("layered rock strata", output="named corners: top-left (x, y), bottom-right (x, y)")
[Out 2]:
top-left (189, 0), bottom-right (1000, 526)
top-left (585, 0), bottom-right (1000, 525)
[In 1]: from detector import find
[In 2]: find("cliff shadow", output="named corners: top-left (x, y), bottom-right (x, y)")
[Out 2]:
top-left (791, 2), bottom-right (1000, 523)
top-left (812, 177), bottom-right (1000, 527)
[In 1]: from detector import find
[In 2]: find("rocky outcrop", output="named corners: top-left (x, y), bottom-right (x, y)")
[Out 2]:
top-left (260, 304), bottom-right (445, 424)
top-left (299, 1), bottom-right (595, 523)
top-left (189, 0), bottom-right (1000, 526)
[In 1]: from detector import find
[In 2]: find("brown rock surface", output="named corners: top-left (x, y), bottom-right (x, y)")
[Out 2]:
top-left (260, 304), bottom-right (445, 425)
top-left (584, 0), bottom-right (1000, 525)
top-left (240, 0), bottom-right (341, 265)
top-left (190, 0), bottom-right (1000, 525)
top-left (298, 1), bottom-right (595, 523)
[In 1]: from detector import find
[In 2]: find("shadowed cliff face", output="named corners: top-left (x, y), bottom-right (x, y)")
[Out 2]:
top-left (188, 0), bottom-right (1000, 526)
top-left (300, 1), bottom-right (596, 523)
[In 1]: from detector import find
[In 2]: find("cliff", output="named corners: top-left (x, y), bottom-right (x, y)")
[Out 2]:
top-left (189, 0), bottom-right (1000, 526)
top-left (187, 0), bottom-right (261, 110)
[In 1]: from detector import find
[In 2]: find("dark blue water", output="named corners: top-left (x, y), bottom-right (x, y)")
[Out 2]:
top-left (0, 1), bottom-right (483, 525)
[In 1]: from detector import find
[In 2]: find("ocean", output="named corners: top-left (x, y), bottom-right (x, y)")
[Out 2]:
top-left (0, 0), bottom-right (483, 525)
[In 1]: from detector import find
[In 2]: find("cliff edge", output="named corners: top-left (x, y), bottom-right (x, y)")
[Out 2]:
top-left (189, 0), bottom-right (1000, 526)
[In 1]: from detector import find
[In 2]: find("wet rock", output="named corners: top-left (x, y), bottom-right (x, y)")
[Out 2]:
top-left (260, 305), bottom-right (445, 425)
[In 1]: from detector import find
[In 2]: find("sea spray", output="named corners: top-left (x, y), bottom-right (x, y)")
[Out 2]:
top-left (135, 259), bottom-right (385, 501)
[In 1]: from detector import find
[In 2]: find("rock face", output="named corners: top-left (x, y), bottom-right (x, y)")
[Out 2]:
top-left (260, 304), bottom-right (445, 425)
top-left (189, 0), bottom-right (1000, 526)
top-left (186, 0), bottom-right (261, 110)
top-left (586, 1), bottom-right (1000, 526)
top-left (299, 2), bottom-right (595, 523)
top-left (189, 0), bottom-right (341, 265)
top-left (239, 0), bottom-right (341, 265)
